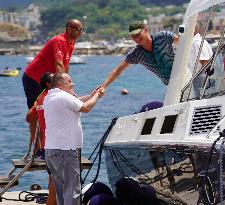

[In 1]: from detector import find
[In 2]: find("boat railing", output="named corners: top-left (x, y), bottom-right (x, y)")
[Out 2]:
top-left (205, 114), bottom-right (225, 139)
top-left (0, 122), bottom-right (41, 198)
top-left (180, 42), bottom-right (225, 102)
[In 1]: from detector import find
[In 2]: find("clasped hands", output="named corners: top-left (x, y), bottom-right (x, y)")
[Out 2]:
top-left (92, 85), bottom-right (106, 98)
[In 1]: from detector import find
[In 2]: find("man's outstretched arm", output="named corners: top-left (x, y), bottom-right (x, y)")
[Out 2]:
top-left (102, 60), bottom-right (129, 88)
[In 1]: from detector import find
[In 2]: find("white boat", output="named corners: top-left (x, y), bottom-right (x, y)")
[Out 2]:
top-left (25, 55), bottom-right (86, 64)
top-left (25, 56), bottom-right (34, 64)
top-left (69, 55), bottom-right (86, 64)
top-left (102, 0), bottom-right (225, 204)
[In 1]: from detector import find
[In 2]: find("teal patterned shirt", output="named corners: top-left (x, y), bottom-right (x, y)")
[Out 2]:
top-left (125, 31), bottom-right (176, 85)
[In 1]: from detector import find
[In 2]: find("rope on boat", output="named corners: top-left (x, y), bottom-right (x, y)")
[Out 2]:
top-left (81, 117), bottom-right (118, 185)
top-left (110, 150), bottom-right (128, 177)
top-left (219, 139), bottom-right (225, 203)
top-left (109, 148), bottom-right (187, 204)
top-left (1, 191), bottom-right (48, 203)
top-left (198, 130), bottom-right (225, 205)
top-left (115, 150), bottom-right (154, 184)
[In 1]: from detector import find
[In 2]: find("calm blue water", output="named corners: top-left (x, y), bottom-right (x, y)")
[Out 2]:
top-left (0, 55), bottom-right (166, 191)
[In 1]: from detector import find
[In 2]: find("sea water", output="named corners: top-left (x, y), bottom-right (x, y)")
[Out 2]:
top-left (0, 55), bottom-right (166, 191)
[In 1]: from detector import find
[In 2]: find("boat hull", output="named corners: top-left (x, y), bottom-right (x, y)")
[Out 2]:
top-left (104, 145), bottom-right (222, 204)
top-left (103, 94), bottom-right (225, 204)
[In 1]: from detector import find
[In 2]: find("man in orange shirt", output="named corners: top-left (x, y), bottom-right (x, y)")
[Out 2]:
top-left (23, 19), bottom-right (83, 109)
top-left (26, 72), bottom-right (56, 205)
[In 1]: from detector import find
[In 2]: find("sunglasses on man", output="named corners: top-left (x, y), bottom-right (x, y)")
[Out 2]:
top-left (69, 25), bottom-right (84, 33)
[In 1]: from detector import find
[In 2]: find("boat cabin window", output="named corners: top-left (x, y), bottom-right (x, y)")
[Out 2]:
top-left (141, 118), bottom-right (156, 135)
top-left (181, 45), bottom-right (225, 101)
top-left (160, 115), bottom-right (178, 134)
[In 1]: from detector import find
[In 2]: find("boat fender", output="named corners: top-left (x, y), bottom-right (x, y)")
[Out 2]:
top-left (139, 101), bottom-right (163, 113)
top-left (140, 185), bottom-right (159, 205)
top-left (115, 177), bottom-right (159, 205)
top-left (115, 177), bottom-right (142, 202)
top-left (88, 194), bottom-right (119, 205)
top-left (82, 182), bottom-right (113, 205)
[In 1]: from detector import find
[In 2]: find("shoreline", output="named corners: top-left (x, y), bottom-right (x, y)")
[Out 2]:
top-left (0, 44), bottom-right (133, 56)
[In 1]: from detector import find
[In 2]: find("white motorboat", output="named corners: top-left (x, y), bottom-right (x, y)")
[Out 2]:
top-left (101, 0), bottom-right (225, 204)
top-left (69, 55), bottom-right (86, 64)
top-left (25, 56), bottom-right (34, 64)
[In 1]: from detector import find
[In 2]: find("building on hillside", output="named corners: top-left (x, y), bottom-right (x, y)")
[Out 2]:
top-left (147, 15), bottom-right (164, 33)
top-left (0, 4), bottom-right (41, 33)
top-left (214, 8), bottom-right (225, 32)
top-left (147, 14), bottom-right (183, 33)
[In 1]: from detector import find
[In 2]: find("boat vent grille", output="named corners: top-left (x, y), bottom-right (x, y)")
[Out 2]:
top-left (190, 105), bottom-right (221, 135)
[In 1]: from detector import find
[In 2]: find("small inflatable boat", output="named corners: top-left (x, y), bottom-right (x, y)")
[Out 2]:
top-left (0, 68), bottom-right (20, 77)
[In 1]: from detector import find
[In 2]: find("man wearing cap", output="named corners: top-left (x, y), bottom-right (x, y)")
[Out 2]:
top-left (101, 22), bottom-right (179, 89)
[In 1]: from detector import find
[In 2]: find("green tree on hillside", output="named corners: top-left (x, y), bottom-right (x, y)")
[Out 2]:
top-left (39, 0), bottom-right (147, 40)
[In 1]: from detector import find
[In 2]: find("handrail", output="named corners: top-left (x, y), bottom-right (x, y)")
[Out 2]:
top-left (180, 42), bottom-right (225, 102)
top-left (199, 26), bottom-right (225, 99)
top-left (205, 115), bottom-right (225, 139)
top-left (186, 7), bottom-right (214, 101)
top-left (0, 122), bottom-right (41, 198)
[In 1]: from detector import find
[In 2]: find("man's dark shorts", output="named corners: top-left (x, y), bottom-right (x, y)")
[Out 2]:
top-left (22, 73), bottom-right (43, 109)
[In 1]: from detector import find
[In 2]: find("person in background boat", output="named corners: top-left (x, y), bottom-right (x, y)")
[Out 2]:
top-left (44, 72), bottom-right (105, 205)
top-left (22, 19), bottom-right (84, 109)
top-left (26, 72), bottom-right (57, 205)
top-left (186, 22), bottom-right (213, 97)
top-left (101, 21), bottom-right (179, 89)
top-left (186, 22), bottom-right (213, 80)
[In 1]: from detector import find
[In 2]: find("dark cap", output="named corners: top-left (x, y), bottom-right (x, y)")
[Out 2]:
top-left (129, 22), bottom-right (145, 35)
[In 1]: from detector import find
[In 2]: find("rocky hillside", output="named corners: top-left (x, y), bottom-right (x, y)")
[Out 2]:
top-left (0, 23), bottom-right (31, 42)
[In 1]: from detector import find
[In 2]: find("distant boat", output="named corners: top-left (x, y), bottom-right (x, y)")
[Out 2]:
top-left (25, 56), bottom-right (34, 64)
top-left (70, 55), bottom-right (86, 64)
top-left (25, 55), bottom-right (86, 64)
top-left (0, 68), bottom-right (21, 77)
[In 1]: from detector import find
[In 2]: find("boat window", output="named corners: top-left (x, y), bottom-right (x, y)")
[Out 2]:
top-left (180, 44), bottom-right (225, 102)
top-left (160, 115), bottom-right (178, 134)
top-left (141, 118), bottom-right (156, 135)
